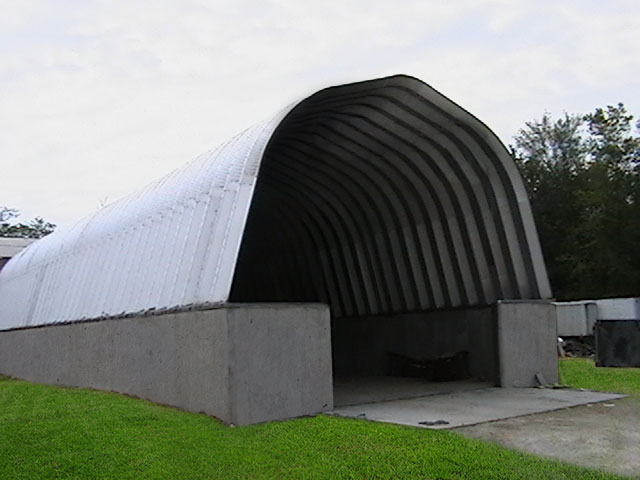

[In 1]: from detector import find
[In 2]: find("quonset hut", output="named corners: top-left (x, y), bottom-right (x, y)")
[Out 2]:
top-left (0, 75), bottom-right (558, 425)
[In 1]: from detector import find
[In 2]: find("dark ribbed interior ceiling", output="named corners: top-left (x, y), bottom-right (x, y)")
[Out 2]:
top-left (230, 76), bottom-right (550, 318)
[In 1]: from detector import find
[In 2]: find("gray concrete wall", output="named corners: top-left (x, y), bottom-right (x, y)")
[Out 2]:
top-left (0, 304), bottom-right (333, 425)
top-left (225, 306), bottom-right (333, 425)
top-left (332, 307), bottom-right (498, 383)
top-left (497, 301), bottom-right (558, 387)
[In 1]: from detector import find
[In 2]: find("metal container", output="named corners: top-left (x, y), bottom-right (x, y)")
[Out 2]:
top-left (595, 319), bottom-right (640, 367)
top-left (554, 301), bottom-right (598, 337)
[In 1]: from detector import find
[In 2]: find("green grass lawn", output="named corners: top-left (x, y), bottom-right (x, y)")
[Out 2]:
top-left (0, 364), bottom-right (632, 480)
top-left (559, 357), bottom-right (640, 397)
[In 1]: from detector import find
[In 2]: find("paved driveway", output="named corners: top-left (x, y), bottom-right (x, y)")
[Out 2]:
top-left (456, 397), bottom-right (640, 478)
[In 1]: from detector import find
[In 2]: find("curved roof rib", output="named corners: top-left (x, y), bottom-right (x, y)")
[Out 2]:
top-left (230, 76), bottom-right (551, 317)
top-left (0, 75), bottom-right (551, 330)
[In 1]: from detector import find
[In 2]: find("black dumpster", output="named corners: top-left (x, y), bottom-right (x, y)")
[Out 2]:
top-left (595, 320), bottom-right (640, 367)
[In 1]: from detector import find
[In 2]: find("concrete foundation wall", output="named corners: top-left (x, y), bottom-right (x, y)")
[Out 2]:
top-left (225, 306), bottom-right (333, 425)
top-left (332, 307), bottom-right (499, 383)
top-left (0, 304), bottom-right (333, 425)
top-left (497, 301), bottom-right (559, 387)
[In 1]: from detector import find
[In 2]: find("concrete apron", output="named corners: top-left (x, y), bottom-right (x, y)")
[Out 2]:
top-left (330, 386), bottom-right (626, 429)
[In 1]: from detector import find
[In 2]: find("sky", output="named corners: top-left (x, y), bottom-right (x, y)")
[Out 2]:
top-left (1, 0), bottom-right (639, 228)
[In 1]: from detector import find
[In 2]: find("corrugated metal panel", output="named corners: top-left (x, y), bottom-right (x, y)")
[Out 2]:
top-left (0, 109), bottom-right (293, 330)
top-left (229, 76), bottom-right (552, 317)
top-left (0, 75), bottom-right (551, 330)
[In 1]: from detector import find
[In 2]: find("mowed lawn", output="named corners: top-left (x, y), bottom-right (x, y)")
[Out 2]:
top-left (0, 360), bottom-right (635, 480)
top-left (560, 357), bottom-right (640, 398)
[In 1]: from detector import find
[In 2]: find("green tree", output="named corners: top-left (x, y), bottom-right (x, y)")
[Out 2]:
top-left (570, 104), bottom-right (640, 298)
top-left (0, 206), bottom-right (56, 239)
top-left (512, 104), bottom-right (640, 300)
top-left (511, 113), bottom-right (587, 299)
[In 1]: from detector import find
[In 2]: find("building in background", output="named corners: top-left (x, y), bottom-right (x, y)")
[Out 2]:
top-left (0, 237), bottom-right (35, 272)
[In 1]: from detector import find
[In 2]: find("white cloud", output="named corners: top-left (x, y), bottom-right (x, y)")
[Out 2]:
top-left (1, 0), bottom-right (638, 226)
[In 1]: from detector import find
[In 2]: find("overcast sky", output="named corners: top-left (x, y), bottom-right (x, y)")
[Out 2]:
top-left (2, 0), bottom-right (639, 227)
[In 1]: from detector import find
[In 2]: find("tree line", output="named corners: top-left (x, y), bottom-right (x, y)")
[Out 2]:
top-left (511, 103), bottom-right (640, 300)
top-left (0, 207), bottom-right (56, 239)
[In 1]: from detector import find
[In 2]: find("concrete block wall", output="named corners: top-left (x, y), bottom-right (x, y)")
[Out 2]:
top-left (0, 304), bottom-right (333, 425)
top-left (497, 301), bottom-right (559, 387)
top-left (1, 299), bottom-right (560, 424)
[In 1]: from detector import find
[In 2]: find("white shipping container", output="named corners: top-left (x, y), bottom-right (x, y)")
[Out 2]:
top-left (554, 301), bottom-right (598, 336)
top-left (594, 298), bottom-right (640, 320)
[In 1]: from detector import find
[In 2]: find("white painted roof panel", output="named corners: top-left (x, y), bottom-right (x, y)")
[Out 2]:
top-left (0, 75), bottom-right (552, 330)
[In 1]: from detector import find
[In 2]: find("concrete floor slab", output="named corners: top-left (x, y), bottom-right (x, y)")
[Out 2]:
top-left (333, 377), bottom-right (492, 407)
top-left (331, 387), bottom-right (625, 429)
top-left (457, 397), bottom-right (640, 478)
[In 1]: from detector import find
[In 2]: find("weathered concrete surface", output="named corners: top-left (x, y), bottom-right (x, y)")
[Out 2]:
top-left (497, 301), bottom-right (559, 387)
top-left (225, 306), bottom-right (333, 425)
top-left (0, 304), bottom-right (333, 425)
top-left (332, 307), bottom-right (498, 383)
top-left (334, 377), bottom-right (491, 407)
top-left (457, 397), bottom-right (640, 478)
top-left (331, 387), bottom-right (625, 429)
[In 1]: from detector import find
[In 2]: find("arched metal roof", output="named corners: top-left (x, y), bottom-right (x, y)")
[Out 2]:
top-left (0, 75), bottom-right (551, 330)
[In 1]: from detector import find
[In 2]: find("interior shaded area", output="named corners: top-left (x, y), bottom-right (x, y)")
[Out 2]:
top-left (333, 377), bottom-right (492, 408)
top-left (230, 75), bottom-right (550, 396)
top-left (330, 307), bottom-right (498, 384)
